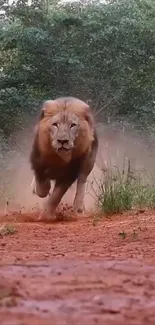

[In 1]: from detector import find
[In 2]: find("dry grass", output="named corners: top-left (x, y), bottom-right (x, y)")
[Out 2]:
top-left (92, 158), bottom-right (155, 222)
top-left (0, 224), bottom-right (17, 237)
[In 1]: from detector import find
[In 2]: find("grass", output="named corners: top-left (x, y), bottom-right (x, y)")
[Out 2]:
top-left (94, 157), bottom-right (155, 217)
top-left (118, 229), bottom-right (139, 240)
top-left (0, 224), bottom-right (17, 237)
top-left (118, 231), bottom-right (127, 240)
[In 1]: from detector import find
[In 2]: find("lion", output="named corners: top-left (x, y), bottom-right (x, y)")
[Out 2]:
top-left (30, 96), bottom-right (98, 218)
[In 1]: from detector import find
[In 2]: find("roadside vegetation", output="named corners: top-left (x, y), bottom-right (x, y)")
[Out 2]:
top-left (95, 158), bottom-right (155, 215)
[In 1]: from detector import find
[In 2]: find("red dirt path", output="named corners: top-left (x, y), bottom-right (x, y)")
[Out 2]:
top-left (1, 210), bottom-right (155, 324)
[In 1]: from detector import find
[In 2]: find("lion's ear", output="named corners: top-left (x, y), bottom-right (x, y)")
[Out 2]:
top-left (38, 100), bottom-right (57, 121)
top-left (84, 106), bottom-right (95, 131)
top-left (39, 109), bottom-right (45, 121)
top-left (41, 100), bottom-right (58, 117)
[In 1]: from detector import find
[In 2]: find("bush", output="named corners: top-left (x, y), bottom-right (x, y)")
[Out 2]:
top-left (97, 158), bottom-right (155, 215)
top-left (1, 0), bottom-right (155, 136)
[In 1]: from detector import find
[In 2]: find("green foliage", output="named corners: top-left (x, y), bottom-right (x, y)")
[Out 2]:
top-left (1, 0), bottom-right (155, 136)
top-left (97, 159), bottom-right (155, 215)
top-left (98, 160), bottom-right (135, 214)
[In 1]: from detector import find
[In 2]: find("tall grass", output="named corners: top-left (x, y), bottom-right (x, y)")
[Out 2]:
top-left (94, 158), bottom-right (155, 216)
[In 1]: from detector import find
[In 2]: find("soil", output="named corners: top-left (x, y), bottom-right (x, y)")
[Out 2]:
top-left (1, 208), bottom-right (155, 324)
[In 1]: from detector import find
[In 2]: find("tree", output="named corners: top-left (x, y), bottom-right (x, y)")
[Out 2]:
top-left (1, 0), bottom-right (155, 136)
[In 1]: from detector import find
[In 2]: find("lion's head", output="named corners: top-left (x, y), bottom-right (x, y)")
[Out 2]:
top-left (37, 97), bottom-right (95, 160)
top-left (49, 111), bottom-right (80, 152)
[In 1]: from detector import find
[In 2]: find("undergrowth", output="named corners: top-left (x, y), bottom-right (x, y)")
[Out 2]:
top-left (93, 158), bottom-right (155, 218)
top-left (0, 224), bottom-right (17, 237)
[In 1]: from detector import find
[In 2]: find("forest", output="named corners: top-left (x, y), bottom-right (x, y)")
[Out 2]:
top-left (1, 0), bottom-right (155, 139)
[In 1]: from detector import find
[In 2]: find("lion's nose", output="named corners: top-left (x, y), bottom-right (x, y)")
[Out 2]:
top-left (57, 139), bottom-right (69, 145)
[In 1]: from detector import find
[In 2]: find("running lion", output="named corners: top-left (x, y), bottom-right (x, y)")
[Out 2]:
top-left (30, 97), bottom-right (98, 217)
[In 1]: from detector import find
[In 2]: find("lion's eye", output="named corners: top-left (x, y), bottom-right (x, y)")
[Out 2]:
top-left (70, 123), bottom-right (76, 128)
top-left (52, 123), bottom-right (58, 127)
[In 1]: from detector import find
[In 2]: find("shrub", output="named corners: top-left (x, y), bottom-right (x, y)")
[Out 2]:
top-left (96, 158), bottom-right (155, 215)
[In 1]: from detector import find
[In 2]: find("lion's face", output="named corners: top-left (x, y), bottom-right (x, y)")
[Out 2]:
top-left (37, 98), bottom-right (95, 162)
top-left (49, 111), bottom-right (80, 156)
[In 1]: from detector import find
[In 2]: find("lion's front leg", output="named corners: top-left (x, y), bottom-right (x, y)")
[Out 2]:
top-left (73, 139), bottom-right (98, 214)
top-left (44, 181), bottom-right (72, 218)
top-left (73, 177), bottom-right (86, 213)
top-left (31, 175), bottom-right (51, 198)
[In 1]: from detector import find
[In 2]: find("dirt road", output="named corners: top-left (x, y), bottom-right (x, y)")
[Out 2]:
top-left (0, 210), bottom-right (155, 324)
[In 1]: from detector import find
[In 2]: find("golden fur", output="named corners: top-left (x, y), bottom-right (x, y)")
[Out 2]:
top-left (30, 96), bottom-right (98, 218)
top-left (37, 97), bottom-right (95, 161)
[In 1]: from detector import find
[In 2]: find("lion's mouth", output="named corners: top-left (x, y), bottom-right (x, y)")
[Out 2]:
top-left (58, 147), bottom-right (70, 152)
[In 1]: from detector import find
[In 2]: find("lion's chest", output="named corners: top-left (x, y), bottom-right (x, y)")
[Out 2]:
top-left (44, 157), bottom-right (83, 183)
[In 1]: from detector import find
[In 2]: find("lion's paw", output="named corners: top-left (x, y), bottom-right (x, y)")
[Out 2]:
top-left (73, 201), bottom-right (85, 214)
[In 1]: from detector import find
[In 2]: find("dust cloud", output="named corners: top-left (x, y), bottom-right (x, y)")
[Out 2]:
top-left (0, 122), bottom-right (154, 215)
